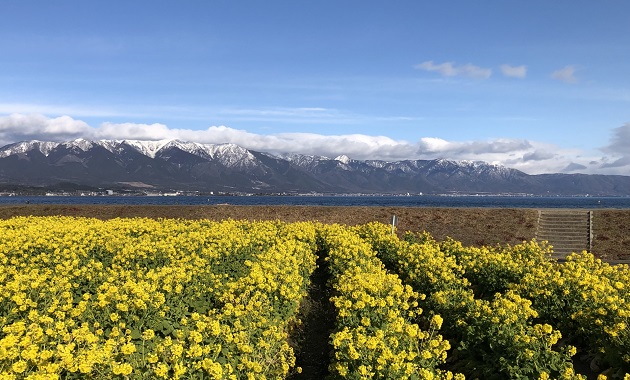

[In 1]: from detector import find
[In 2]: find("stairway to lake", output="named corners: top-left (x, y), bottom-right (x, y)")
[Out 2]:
top-left (536, 210), bottom-right (592, 259)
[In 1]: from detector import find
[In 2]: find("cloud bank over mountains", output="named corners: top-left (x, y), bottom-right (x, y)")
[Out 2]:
top-left (1, 113), bottom-right (628, 176)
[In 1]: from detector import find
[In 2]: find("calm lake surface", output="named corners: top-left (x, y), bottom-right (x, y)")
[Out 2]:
top-left (1, 195), bottom-right (629, 208)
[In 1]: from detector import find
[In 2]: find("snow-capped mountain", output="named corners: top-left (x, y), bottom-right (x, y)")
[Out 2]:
top-left (0, 138), bottom-right (628, 195)
top-left (0, 140), bottom-right (60, 158)
top-left (1, 139), bottom-right (255, 164)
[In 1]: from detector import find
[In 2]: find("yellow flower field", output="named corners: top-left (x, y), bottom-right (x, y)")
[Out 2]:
top-left (1, 216), bottom-right (629, 379)
top-left (0, 217), bottom-right (317, 379)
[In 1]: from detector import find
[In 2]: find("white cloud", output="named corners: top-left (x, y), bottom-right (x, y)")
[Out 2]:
top-left (417, 137), bottom-right (531, 156)
top-left (500, 64), bottom-right (527, 78)
top-left (603, 123), bottom-right (630, 156)
top-left (0, 113), bottom-right (91, 142)
top-left (551, 65), bottom-right (578, 84)
top-left (414, 61), bottom-right (492, 79)
top-left (275, 133), bottom-right (417, 160)
top-left (600, 156), bottom-right (630, 169)
top-left (598, 123), bottom-right (630, 172)
top-left (523, 150), bottom-right (555, 161)
top-left (563, 162), bottom-right (587, 172)
top-left (416, 137), bottom-right (451, 153)
top-left (1, 113), bottom-right (628, 175)
top-left (96, 122), bottom-right (174, 140)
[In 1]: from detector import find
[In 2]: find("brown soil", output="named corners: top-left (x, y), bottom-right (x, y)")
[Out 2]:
top-left (0, 205), bottom-right (627, 260)
top-left (592, 210), bottom-right (630, 261)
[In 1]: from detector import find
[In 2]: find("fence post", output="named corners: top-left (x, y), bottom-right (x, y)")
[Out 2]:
top-left (391, 215), bottom-right (398, 235)
top-left (588, 210), bottom-right (593, 252)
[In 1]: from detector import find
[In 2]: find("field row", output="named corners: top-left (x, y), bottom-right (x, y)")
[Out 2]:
top-left (357, 223), bottom-right (630, 379)
top-left (1, 217), bottom-right (629, 379)
top-left (1, 217), bottom-right (317, 379)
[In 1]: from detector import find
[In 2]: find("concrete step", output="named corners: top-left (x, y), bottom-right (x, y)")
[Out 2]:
top-left (537, 233), bottom-right (588, 239)
top-left (536, 210), bottom-right (592, 258)
top-left (539, 223), bottom-right (588, 227)
top-left (538, 240), bottom-right (589, 246)
top-left (538, 220), bottom-right (587, 223)
top-left (537, 227), bottom-right (588, 232)
top-left (539, 219), bottom-right (588, 223)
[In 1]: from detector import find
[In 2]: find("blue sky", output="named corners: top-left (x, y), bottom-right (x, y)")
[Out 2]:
top-left (1, 1), bottom-right (629, 174)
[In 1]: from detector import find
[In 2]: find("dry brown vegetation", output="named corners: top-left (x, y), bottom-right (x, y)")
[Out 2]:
top-left (592, 209), bottom-right (630, 261)
top-left (0, 204), bottom-right (627, 260)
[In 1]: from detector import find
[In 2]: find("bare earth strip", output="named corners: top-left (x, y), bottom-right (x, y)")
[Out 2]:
top-left (0, 205), bottom-right (627, 260)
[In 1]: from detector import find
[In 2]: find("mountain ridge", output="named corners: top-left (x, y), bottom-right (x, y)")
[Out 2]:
top-left (0, 138), bottom-right (628, 196)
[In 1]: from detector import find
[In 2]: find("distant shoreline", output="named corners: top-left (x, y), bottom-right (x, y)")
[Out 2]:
top-left (0, 194), bottom-right (628, 209)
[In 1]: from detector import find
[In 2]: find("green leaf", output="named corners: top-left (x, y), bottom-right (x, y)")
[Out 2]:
top-left (131, 329), bottom-right (142, 339)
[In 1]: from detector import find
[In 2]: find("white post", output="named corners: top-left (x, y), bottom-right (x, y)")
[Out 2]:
top-left (391, 215), bottom-right (398, 235)
top-left (588, 210), bottom-right (593, 252)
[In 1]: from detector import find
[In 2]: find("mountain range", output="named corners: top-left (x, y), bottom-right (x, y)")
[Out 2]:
top-left (0, 138), bottom-right (628, 196)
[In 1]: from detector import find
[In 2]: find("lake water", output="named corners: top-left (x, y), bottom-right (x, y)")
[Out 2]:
top-left (2, 195), bottom-right (629, 208)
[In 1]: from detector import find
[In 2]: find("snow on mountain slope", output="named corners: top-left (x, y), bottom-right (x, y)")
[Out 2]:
top-left (155, 140), bottom-right (214, 160)
top-left (0, 140), bottom-right (60, 158)
top-left (91, 139), bottom-right (255, 168)
top-left (205, 143), bottom-right (258, 168)
top-left (113, 139), bottom-right (173, 158)
top-left (61, 138), bottom-right (94, 152)
top-left (271, 152), bottom-right (330, 168)
top-left (369, 160), bottom-right (419, 173)
top-left (334, 155), bottom-right (351, 164)
top-left (4, 138), bottom-right (627, 195)
top-left (0, 138), bottom-right (516, 176)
